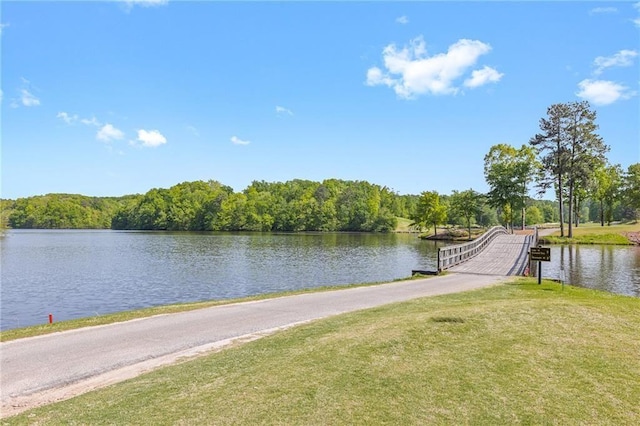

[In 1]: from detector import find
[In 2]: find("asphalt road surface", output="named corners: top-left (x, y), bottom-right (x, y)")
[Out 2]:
top-left (1, 273), bottom-right (508, 417)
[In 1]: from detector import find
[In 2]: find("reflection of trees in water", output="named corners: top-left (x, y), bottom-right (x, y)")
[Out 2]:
top-left (2, 232), bottom-right (445, 330)
top-left (554, 245), bottom-right (639, 297)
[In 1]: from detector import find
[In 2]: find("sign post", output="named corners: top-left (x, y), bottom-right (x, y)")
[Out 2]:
top-left (530, 246), bottom-right (551, 285)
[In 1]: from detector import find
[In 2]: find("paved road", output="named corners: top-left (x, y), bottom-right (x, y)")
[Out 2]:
top-left (1, 273), bottom-right (507, 417)
top-left (449, 234), bottom-right (533, 276)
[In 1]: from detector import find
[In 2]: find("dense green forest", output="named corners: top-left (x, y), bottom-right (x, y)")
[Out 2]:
top-left (2, 180), bottom-right (419, 232)
top-left (111, 179), bottom-right (416, 232)
top-left (1, 194), bottom-right (132, 229)
top-left (3, 174), bottom-right (634, 233)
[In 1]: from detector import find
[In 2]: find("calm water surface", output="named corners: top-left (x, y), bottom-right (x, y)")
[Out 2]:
top-left (1, 230), bottom-right (444, 330)
top-left (543, 245), bottom-right (640, 297)
top-left (2, 231), bottom-right (638, 331)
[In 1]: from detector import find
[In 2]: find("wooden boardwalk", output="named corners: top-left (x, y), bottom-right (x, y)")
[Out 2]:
top-left (448, 234), bottom-right (532, 276)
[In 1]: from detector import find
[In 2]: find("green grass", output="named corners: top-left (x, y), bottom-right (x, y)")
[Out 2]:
top-left (419, 226), bottom-right (485, 241)
top-left (5, 279), bottom-right (639, 425)
top-left (541, 233), bottom-right (632, 245)
top-left (0, 276), bottom-right (428, 342)
top-left (394, 217), bottom-right (416, 233)
top-left (563, 221), bottom-right (639, 235)
top-left (539, 222), bottom-right (639, 245)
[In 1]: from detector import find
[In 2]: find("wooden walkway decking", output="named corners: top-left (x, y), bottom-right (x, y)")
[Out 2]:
top-left (448, 234), bottom-right (533, 276)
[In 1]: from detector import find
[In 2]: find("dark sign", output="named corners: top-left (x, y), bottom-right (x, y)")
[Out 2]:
top-left (530, 247), bottom-right (551, 262)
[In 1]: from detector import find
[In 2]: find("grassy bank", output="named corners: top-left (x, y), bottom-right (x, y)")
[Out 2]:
top-left (419, 226), bottom-right (485, 241)
top-left (6, 279), bottom-right (639, 424)
top-left (394, 217), bottom-right (416, 233)
top-left (539, 222), bottom-right (639, 245)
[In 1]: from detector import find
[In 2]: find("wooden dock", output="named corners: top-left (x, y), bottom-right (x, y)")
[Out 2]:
top-left (448, 234), bottom-right (532, 276)
top-left (432, 227), bottom-right (535, 276)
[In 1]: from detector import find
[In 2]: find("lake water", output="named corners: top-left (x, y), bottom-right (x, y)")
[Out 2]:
top-left (544, 245), bottom-right (640, 297)
top-left (2, 230), bottom-right (638, 331)
top-left (0, 230), bottom-right (444, 330)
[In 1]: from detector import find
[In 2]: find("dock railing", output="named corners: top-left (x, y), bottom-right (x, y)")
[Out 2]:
top-left (528, 226), bottom-right (539, 277)
top-left (437, 226), bottom-right (509, 273)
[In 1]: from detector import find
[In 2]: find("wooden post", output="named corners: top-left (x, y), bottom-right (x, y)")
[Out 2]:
top-left (538, 262), bottom-right (542, 285)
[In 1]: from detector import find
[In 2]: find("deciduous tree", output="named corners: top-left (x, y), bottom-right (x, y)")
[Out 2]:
top-left (411, 191), bottom-right (447, 236)
top-left (450, 189), bottom-right (484, 240)
top-left (484, 144), bottom-right (537, 230)
top-left (623, 163), bottom-right (640, 222)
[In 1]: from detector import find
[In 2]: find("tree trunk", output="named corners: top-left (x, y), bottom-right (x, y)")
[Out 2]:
top-left (574, 194), bottom-right (580, 228)
top-left (558, 174), bottom-right (565, 237)
top-left (567, 181), bottom-right (573, 238)
top-left (433, 223), bottom-right (437, 237)
top-left (509, 202), bottom-right (513, 233)
top-left (467, 218), bottom-right (472, 241)
top-left (600, 199), bottom-right (604, 226)
top-left (521, 182), bottom-right (527, 230)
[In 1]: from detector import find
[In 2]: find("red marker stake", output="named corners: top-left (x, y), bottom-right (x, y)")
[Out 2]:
top-left (49, 314), bottom-right (53, 324)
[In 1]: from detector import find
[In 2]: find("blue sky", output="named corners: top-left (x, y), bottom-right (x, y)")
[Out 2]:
top-left (2, 1), bottom-right (639, 200)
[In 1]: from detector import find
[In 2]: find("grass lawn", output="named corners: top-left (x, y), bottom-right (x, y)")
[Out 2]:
top-left (419, 226), bottom-right (485, 241)
top-left (6, 279), bottom-right (639, 425)
top-left (394, 217), bottom-right (416, 233)
top-left (540, 222), bottom-right (640, 245)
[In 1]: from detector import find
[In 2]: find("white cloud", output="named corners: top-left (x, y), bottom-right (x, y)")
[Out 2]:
top-left (464, 66), bottom-right (504, 88)
top-left (275, 105), bottom-right (293, 116)
top-left (57, 111), bottom-right (79, 124)
top-left (58, 112), bottom-right (101, 126)
top-left (0, 23), bottom-right (9, 35)
top-left (231, 136), bottom-right (250, 145)
top-left (576, 79), bottom-right (636, 105)
top-left (81, 116), bottom-right (101, 126)
top-left (634, 3), bottom-right (640, 27)
top-left (396, 16), bottom-right (409, 24)
top-left (136, 129), bottom-right (167, 147)
top-left (97, 123), bottom-right (125, 142)
top-left (365, 36), bottom-right (499, 98)
top-left (589, 7), bottom-right (617, 15)
top-left (593, 50), bottom-right (638, 75)
top-left (124, 0), bottom-right (168, 7)
top-left (20, 89), bottom-right (40, 107)
top-left (366, 67), bottom-right (394, 87)
top-left (122, 0), bottom-right (168, 11)
top-left (186, 125), bottom-right (200, 137)
top-left (10, 78), bottom-right (41, 107)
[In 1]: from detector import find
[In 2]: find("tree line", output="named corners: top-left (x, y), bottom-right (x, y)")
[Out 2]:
top-left (2, 180), bottom-right (418, 232)
top-left (2, 195), bottom-right (129, 229)
top-left (3, 179), bottom-right (563, 234)
top-left (110, 179), bottom-right (415, 232)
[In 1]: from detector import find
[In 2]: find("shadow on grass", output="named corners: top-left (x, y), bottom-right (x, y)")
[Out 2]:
top-left (431, 316), bottom-right (466, 323)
